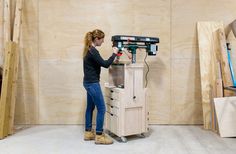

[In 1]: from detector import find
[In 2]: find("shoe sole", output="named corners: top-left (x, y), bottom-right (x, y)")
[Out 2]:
top-left (95, 142), bottom-right (113, 145)
top-left (84, 138), bottom-right (95, 141)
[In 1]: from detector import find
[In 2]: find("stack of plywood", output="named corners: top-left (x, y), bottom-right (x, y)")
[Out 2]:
top-left (214, 22), bottom-right (236, 137)
top-left (0, 0), bottom-right (23, 139)
top-left (197, 22), bottom-right (236, 137)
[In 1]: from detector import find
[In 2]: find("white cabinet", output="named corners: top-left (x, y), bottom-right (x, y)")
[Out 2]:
top-left (104, 63), bottom-right (148, 141)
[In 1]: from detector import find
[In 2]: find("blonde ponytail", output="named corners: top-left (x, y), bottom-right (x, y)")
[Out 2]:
top-left (83, 29), bottom-right (105, 57)
top-left (83, 32), bottom-right (93, 57)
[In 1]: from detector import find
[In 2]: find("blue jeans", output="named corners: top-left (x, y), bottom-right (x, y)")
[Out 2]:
top-left (83, 82), bottom-right (106, 134)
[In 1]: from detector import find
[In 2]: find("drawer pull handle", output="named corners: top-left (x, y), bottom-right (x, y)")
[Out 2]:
top-left (111, 106), bottom-right (113, 108)
top-left (111, 113), bottom-right (114, 116)
top-left (110, 90), bottom-right (114, 93)
top-left (110, 98), bottom-right (113, 100)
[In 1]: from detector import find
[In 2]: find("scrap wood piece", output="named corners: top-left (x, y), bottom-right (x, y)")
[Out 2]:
top-left (217, 28), bottom-right (235, 96)
top-left (232, 19), bottom-right (236, 37)
top-left (216, 62), bottom-right (223, 97)
top-left (214, 97), bottom-right (236, 137)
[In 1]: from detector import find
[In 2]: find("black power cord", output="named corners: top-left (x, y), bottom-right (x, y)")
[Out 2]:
top-left (144, 52), bottom-right (149, 88)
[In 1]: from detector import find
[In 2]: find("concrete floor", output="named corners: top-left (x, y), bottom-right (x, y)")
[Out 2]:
top-left (0, 125), bottom-right (235, 154)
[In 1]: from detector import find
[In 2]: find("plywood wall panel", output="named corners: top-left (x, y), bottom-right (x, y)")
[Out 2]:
top-left (14, 0), bottom-right (39, 124)
top-left (37, 0), bottom-right (171, 124)
top-left (133, 0), bottom-right (171, 124)
top-left (170, 59), bottom-right (202, 124)
top-left (171, 0), bottom-right (210, 124)
top-left (0, 0), bottom-right (234, 124)
top-left (148, 67), bottom-right (171, 124)
top-left (171, 0), bottom-right (210, 59)
top-left (38, 60), bottom-right (85, 124)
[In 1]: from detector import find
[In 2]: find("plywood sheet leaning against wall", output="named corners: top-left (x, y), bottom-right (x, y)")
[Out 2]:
top-left (13, 0), bottom-right (39, 125)
top-left (0, 42), bottom-right (18, 139)
top-left (0, 0), bottom-right (23, 139)
top-left (8, 0), bottom-right (23, 134)
top-left (197, 22), bottom-right (224, 130)
top-left (214, 97), bottom-right (236, 137)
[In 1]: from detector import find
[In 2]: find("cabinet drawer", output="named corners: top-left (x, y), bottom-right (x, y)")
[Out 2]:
top-left (105, 97), bottom-right (120, 107)
top-left (105, 112), bottom-right (119, 135)
top-left (106, 104), bottom-right (119, 116)
top-left (105, 88), bottom-right (120, 100)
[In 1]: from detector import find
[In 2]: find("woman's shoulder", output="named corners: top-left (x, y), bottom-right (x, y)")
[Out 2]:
top-left (90, 46), bottom-right (98, 51)
top-left (89, 47), bottom-right (99, 55)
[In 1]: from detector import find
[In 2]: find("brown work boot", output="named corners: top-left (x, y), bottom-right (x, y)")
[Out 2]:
top-left (84, 130), bottom-right (95, 141)
top-left (95, 133), bottom-right (113, 145)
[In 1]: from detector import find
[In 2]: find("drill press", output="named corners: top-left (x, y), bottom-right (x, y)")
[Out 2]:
top-left (111, 35), bottom-right (159, 63)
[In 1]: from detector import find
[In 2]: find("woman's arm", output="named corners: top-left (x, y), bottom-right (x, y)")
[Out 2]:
top-left (91, 47), bottom-right (117, 68)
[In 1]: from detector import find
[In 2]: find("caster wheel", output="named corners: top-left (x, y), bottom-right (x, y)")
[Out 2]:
top-left (120, 136), bottom-right (127, 143)
top-left (137, 133), bottom-right (145, 138)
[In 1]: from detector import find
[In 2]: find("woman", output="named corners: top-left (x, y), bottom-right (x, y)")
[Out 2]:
top-left (83, 29), bottom-right (118, 144)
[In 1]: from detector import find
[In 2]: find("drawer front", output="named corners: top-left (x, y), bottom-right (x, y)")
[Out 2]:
top-left (106, 104), bottom-right (119, 116)
top-left (111, 91), bottom-right (120, 100)
top-left (105, 97), bottom-right (120, 107)
top-left (105, 88), bottom-right (120, 100)
top-left (105, 112), bottom-right (119, 135)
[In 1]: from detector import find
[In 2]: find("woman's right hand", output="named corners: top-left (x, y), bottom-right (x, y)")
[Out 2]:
top-left (112, 47), bottom-right (119, 54)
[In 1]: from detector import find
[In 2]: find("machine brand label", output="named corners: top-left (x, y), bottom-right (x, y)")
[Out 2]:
top-left (120, 36), bottom-right (135, 41)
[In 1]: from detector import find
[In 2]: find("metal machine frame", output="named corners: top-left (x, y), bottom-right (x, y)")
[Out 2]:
top-left (112, 35), bottom-right (159, 63)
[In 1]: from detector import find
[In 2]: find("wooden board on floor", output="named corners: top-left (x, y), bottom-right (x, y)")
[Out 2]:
top-left (197, 22), bottom-right (223, 130)
top-left (214, 96), bottom-right (236, 137)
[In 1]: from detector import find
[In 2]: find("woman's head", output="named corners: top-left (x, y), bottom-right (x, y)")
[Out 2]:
top-left (83, 29), bottom-right (105, 57)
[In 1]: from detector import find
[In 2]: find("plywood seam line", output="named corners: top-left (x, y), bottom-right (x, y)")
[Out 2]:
top-left (36, 0), bottom-right (39, 124)
top-left (169, 0), bottom-right (172, 124)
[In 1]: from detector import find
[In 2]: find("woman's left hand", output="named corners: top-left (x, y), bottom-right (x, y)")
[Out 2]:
top-left (112, 47), bottom-right (119, 54)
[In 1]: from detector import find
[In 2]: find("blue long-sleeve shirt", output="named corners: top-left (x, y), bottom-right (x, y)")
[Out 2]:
top-left (83, 46), bottom-right (116, 83)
